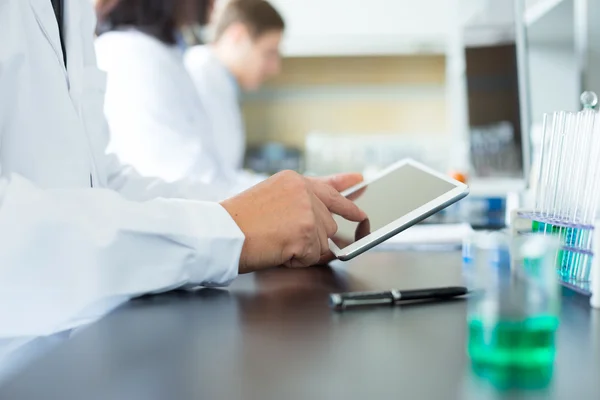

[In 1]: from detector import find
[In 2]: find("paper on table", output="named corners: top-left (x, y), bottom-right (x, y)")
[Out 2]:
top-left (376, 223), bottom-right (473, 249)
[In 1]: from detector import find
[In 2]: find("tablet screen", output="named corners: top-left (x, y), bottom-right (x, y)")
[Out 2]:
top-left (334, 163), bottom-right (458, 249)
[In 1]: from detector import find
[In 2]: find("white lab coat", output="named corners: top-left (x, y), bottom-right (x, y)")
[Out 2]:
top-left (95, 31), bottom-right (263, 192)
top-left (184, 45), bottom-right (245, 174)
top-left (0, 0), bottom-right (245, 337)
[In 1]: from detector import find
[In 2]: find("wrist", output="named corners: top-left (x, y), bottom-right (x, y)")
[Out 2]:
top-left (220, 199), bottom-right (249, 274)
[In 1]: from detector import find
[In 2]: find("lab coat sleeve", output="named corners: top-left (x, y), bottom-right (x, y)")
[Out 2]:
top-left (86, 99), bottom-right (246, 202)
top-left (99, 127), bottom-right (265, 202)
top-left (0, 0), bottom-right (245, 338)
top-left (102, 151), bottom-right (236, 202)
top-left (0, 173), bottom-right (245, 337)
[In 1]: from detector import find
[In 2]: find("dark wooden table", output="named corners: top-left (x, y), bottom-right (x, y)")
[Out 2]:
top-left (0, 251), bottom-right (599, 400)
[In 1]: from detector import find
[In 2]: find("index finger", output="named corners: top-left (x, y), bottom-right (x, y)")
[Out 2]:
top-left (347, 185), bottom-right (367, 202)
top-left (311, 181), bottom-right (367, 222)
top-left (355, 219), bottom-right (371, 241)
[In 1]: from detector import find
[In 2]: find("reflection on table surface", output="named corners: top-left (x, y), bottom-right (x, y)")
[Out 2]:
top-left (0, 334), bottom-right (70, 385)
top-left (0, 297), bottom-right (127, 385)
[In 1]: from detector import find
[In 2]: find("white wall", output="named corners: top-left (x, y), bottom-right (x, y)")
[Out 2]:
top-left (528, 44), bottom-right (579, 122)
top-left (585, 0), bottom-right (600, 94)
top-left (526, 0), bottom-right (579, 123)
top-left (267, 0), bottom-right (460, 55)
top-left (270, 0), bottom-right (453, 38)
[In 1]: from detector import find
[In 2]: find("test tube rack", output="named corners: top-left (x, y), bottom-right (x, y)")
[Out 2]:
top-left (509, 92), bottom-right (600, 295)
top-left (511, 210), bottom-right (592, 294)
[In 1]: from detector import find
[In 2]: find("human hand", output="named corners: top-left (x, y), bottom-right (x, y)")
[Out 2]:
top-left (221, 171), bottom-right (367, 273)
top-left (310, 173), bottom-right (369, 265)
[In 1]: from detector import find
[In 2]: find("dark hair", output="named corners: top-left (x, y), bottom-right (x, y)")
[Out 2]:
top-left (214, 0), bottom-right (285, 41)
top-left (96, 0), bottom-right (211, 45)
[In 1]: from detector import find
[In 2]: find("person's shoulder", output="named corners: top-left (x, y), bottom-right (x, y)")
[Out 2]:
top-left (96, 30), bottom-right (175, 69)
top-left (96, 30), bottom-right (161, 51)
top-left (184, 45), bottom-right (214, 69)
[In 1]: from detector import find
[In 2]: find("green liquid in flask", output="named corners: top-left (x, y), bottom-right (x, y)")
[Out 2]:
top-left (468, 315), bottom-right (558, 368)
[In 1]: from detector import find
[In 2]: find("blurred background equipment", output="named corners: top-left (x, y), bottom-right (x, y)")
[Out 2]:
top-left (304, 132), bottom-right (453, 178)
top-left (462, 0), bottom-right (529, 185)
top-left (244, 142), bottom-right (303, 175)
top-left (239, 0), bottom-right (532, 221)
top-left (231, 0), bottom-right (598, 231)
top-left (241, 0), bottom-right (459, 178)
top-left (469, 121), bottom-right (522, 178)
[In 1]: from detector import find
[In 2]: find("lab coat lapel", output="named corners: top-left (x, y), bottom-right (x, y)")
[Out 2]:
top-left (64, 0), bottom-right (84, 95)
top-left (28, 0), bottom-right (67, 73)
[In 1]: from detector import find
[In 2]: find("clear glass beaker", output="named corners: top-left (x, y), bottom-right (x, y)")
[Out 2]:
top-left (467, 233), bottom-right (560, 371)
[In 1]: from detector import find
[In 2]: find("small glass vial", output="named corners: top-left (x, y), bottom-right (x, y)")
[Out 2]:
top-left (462, 231), bottom-right (509, 288)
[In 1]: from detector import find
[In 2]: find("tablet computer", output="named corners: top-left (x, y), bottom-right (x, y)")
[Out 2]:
top-left (330, 159), bottom-right (469, 261)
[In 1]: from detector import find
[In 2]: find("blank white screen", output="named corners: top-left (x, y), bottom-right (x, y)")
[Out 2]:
top-left (334, 164), bottom-right (457, 248)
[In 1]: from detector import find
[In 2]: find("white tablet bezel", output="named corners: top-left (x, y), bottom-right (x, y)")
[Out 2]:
top-left (329, 158), bottom-right (469, 261)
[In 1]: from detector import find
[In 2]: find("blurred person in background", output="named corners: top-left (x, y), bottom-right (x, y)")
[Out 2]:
top-left (184, 0), bottom-right (285, 183)
top-left (95, 0), bottom-right (262, 190)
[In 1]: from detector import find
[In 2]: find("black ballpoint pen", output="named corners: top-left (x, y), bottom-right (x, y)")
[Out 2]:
top-left (329, 286), bottom-right (469, 311)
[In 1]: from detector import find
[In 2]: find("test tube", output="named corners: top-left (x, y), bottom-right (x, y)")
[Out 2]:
top-left (563, 109), bottom-right (596, 278)
top-left (556, 114), bottom-right (582, 276)
top-left (537, 113), bottom-right (559, 219)
top-left (535, 114), bottom-right (550, 216)
top-left (573, 93), bottom-right (599, 223)
top-left (577, 116), bottom-right (600, 268)
top-left (545, 112), bottom-right (567, 219)
top-left (545, 112), bottom-right (562, 220)
top-left (561, 113), bottom-right (584, 220)
top-left (567, 113), bottom-right (599, 280)
top-left (579, 113), bottom-right (600, 226)
top-left (575, 113), bottom-right (595, 223)
top-left (569, 110), bottom-right (594, 223)
top-left (590, 218), bottom-right (600, 308)
top-left (553, 112), bottom-right (578, 221)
